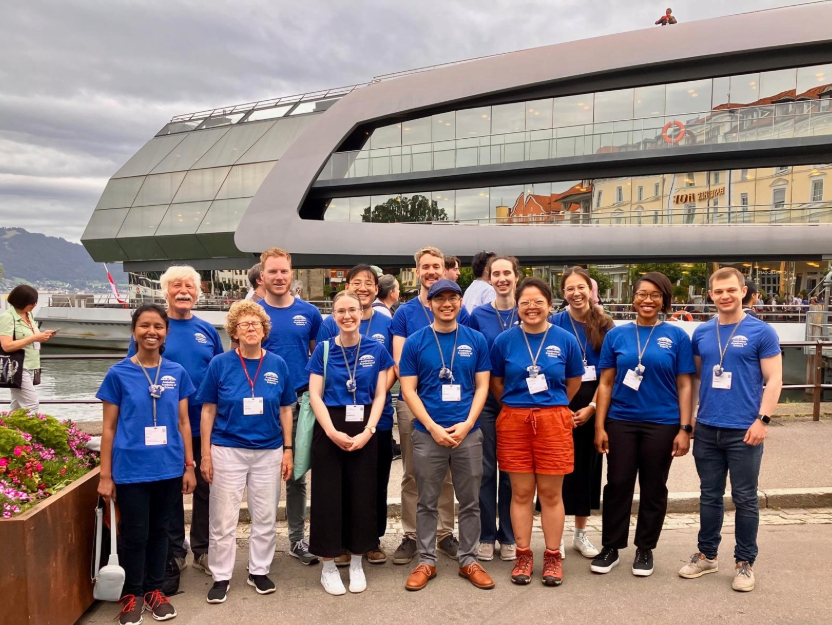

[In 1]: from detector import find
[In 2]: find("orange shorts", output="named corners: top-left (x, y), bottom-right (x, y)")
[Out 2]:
top-left (496, 405), bottom-right (574, 475)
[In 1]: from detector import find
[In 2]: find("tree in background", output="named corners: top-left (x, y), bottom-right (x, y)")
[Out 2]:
top-left (587, 267), bottom-right (612, 299)
top-left (458, 267), bottom-right (475, 292)
top-left (362, 194), bottom-right (449, 223)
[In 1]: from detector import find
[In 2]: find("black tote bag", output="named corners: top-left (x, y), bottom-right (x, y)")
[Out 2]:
top-left (0, 321), bottom-right (24, 389)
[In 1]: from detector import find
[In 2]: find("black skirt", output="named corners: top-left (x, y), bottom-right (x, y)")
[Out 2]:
top-left (561, 380), bottom-right (603, 516)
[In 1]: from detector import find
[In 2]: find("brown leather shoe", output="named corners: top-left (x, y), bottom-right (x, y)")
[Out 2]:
top-left (406, 563), bottom-right (437, 591)
top-left (459, 562), bottom-right (495, 589)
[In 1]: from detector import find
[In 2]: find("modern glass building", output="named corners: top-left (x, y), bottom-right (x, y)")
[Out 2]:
top-left (82, 3), bottom-right (832, 269)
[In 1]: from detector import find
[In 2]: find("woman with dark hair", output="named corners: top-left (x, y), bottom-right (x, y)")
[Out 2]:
top-left (551, 267), bottom-right (614, 559)
top-left (490, 277), bottom-right (584, 586)
top-left (0, 285), bottom-right (55, 411)
top-left (97, 304), bottom-right (197, 624)
top-left (591, 272), bottom-right (694, 578)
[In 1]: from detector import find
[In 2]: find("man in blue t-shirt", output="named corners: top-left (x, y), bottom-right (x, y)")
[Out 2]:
top-left (391, 247), bottom-right (469, 566)
top-left (679, 268), bottom-right (782, 593)
top-left (399, 279), bottom-right (494, 591)
top-left (257, 248), bottom-right (323, 565)
top-left (128, 266), bottom-right (223, 575)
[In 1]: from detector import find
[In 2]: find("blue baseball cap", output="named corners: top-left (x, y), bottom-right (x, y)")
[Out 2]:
top-left (427, 279), bottom-right (463, 300)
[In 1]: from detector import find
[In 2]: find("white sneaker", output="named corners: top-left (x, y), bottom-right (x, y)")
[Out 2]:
top-left (732, 561), bottom-right (755, 592)
top-left (348, 562), bottom-right (367, 594)
top-left (572, 532), bottom-right (599, 558)
top-left (321, 567), bottom-right (346, 596)
top-left (500, 543), bottom-right (517, 561)
top-left (679, 552), bottom-right (719, 579)
top-left (477, 542), bottom-right (495, 561)
top-left (559, 537), bottom-right (566, 559)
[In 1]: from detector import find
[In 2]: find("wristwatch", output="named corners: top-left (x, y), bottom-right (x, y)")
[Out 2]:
top-left (365, 425), bottom-right (377, 435)
top-left (679, 424), bottom-right (693, 433)
top-left (757, 414), bottom-right (771, 425)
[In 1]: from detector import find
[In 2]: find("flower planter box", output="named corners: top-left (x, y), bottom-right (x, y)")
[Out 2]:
top-left (0, 467), bottom-right (100, 625)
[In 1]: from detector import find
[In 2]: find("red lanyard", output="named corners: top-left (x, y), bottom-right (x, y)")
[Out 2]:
top-left (236, 349), bottom-right (265, 398)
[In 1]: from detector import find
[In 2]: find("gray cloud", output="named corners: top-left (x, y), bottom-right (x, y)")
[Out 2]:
top-left (0, 0), bottom-right (806, 242)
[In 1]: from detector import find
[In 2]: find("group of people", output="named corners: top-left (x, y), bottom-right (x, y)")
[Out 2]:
top-left (89, 247), bottom-right (782, 624)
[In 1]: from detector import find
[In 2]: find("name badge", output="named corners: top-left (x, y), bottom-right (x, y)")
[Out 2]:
top-left (623, 369), bottom-right (643, 391)
top-left (345, 404), bottom-right (365, 422)
top-left (33, 341), bottom-right (41, 351)
top-left (442, 384), bottom-right (461, 402)
top-left (243, 397), bottom-right (264, 415)
top-left (712, 371), bottom-right (733, 390)
top-left (145, 426), bottom-right (167, 446)
top-left (582, 365), bottom-right (597, 382)
top-left (526, 375), bottom-right (549, 395)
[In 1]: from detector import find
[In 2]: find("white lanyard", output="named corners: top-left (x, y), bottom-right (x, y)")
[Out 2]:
top-left (136, 357), bottom-right (164, 427)
top-left (430, 324), bottom-right (458, 382)
top-left (338, 337), bottom-right (362, 404)
top-left (567, 310), bottom-right (590, 366)
top-left (714, 314), bottom-right (746, 376)
top-left (493, 303), bottom-right (517, 332)
top-left (363, 311), bottom-right (374, 337)
top-left (634, 321), bottom-right (660, 377)
top-left (521, 323), bottom-right (550, 377)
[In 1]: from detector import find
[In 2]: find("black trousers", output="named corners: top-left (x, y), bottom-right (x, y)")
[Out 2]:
top-left (562, 381), bottom-right (603, 517)
top-left (309, 406), bottom-right (378, 558)
top-left (168, 435), bottom-right (209, 558)
top-left (602, 419), bottom-right (678, 550)
top-left (376, 428), bottom-right (394, 540)
top-left (117, 476), bottom-right (181, 596)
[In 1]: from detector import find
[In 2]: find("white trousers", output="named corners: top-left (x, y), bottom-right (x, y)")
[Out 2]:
top-left (10, 370), bottom-right (39, 413)
top-left (208, 445), bottom-right (282, 581)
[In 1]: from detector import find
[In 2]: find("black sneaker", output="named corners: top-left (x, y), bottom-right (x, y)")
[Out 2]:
top-left (117, 595), bottom-right (144, 625)
top-left (289, 539), bottom-right (320, 565)
top-left (143, 590), bottom-right (176, 621)
top-left (590, 547), bottom-right (620, 574)
top-left (632, 548), bottom-right (654, 577)
top-left (207, 580), bottom-right (229, 604)
top-left (392, 441), bottom-right (402, 460)
top-left (437, 535), bottom-right (460, 560)
top-left (392, 536), bottom-right (418, 565)
top-left (247, 574), bottom-right (276, 595)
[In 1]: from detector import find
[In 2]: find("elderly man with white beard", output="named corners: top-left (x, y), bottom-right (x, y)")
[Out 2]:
top-left (128, 265), bottom-right (224, 577)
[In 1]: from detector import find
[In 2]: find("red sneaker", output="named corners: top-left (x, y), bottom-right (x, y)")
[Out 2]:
top-left (542, 549), bottom-right (563, 586)
top-left (511, 547), bottom-right (534, 585)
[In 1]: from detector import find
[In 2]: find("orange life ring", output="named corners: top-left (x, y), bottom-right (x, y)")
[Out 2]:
top-left (670, 310), bottom-right (693, 321)
top-left (662, 120), bottom-right (686, 144)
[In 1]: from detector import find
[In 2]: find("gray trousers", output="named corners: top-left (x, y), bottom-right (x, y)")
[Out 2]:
top-left (413, 428), bottom-right (484, 567)
top-left (287, 400), bottom-right (307, 543)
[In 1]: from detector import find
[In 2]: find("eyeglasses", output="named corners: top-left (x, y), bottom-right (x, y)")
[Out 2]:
top-left (348, 281), bottom-right (375, 289)
top-left (634, 291), bottom-right (663, 302)
top-left (333, 307), bottom-right (361, 316)
top-left (431, 295), bottom-right (460, 305)
top-left (518, 300), bottom-right (548, 309)
top-left (236, 321), bottom-right (263, 330)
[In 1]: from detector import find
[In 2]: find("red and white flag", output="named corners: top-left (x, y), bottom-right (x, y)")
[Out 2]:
top-left (104, 264), bottom-right (127, 305)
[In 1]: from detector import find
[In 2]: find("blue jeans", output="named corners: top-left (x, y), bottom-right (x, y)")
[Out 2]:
top-left (693, 423), bottom-right (764, 564)
top-left (478, 395), bottom-right (514, 545)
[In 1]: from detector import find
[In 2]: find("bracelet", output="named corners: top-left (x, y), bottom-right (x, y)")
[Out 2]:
top-left (588, 401), bottom-right (597, 409)
top-left (184, 461), bottom-right (195, 468)
top-left (284, 445), bottom-right (294, 451)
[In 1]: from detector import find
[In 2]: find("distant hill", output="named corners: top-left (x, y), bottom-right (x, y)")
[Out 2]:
top-left (0, 228), bottom-right (127, 291)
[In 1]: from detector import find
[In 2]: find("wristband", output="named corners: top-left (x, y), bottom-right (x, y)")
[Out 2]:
top-left (184, 461), bottom-right (195, 468)
top-left (588, 401), bottom-right (597, 409)
top-left (284, 445), bottom-right (294, 451)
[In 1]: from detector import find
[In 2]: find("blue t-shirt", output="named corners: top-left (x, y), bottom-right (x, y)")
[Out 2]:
top-left (128, 316), bottom-right (223, 436)
top-left (391, 296), bottom-right (470, 339)
top-left (550, 310), bottom-right (604, 368)
top-left (307, 337), bottom-right (395, 411)
top-left (490, 325), bottom-right (585, 408)
top-left (96, 358), bottom-right (195, 484)
top-left (399, 325), bottom-right (491, 433)
top-left (259, 298), bottom-right (323, 392)
top-left (195, 350), bottom-right (297, 449)
top-left (469, 303), bottom-right (520, 348)
top-left (317, 312), bottom-right (396, 430)
top-left (693, 316), bottom-right (781, 429)
top-left (598, 322), bottom-right (696, 424)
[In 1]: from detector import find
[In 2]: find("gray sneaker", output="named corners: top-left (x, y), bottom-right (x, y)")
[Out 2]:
top-left (174, 555), bottom-right (187, 572)
top-left (392, 537), bottom-right (418, 565)
top-left (192, 552), bottom-right (211, 576)
top-left (732, 561), bottom-right (755, 592)
top-left (679, 552), bottom-right (719, 579)
top-left (437, 535), bottom-right (460, 560)
top-left (290, 539), bottom-right (320, 565)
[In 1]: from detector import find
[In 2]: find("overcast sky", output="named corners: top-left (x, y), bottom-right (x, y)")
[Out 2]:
top-left (0, 0), bottom-right (810, 242)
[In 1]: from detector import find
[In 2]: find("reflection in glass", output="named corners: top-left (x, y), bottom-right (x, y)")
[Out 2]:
top-left (113, 135), bottom-right (186, 178)
top-left (236, 116), bottom-right (318, 163)
top-left (455, 188), bottom-right (489, 222)
top-left (200, 113), bottom-right (245, 129)
top-left (155, 202), bottom-right (211, 236)
top-left (81, 208), bottom-right (130, 240)
top-left (150, 128), bottom-right (230, 174)
top-left (117, 205), bottom-right (169, 238)
top-left (526, 99), bottom-right (553, 131)
top-left (553, 94), bottom-right (593, 128)
top-left (95, 177), bottom-right (145, 210)
top-left (366, 194), bottom-right (401, 222)
top-left (490, 185), bottom-right (524, 222)
top-left (456, 107), bottom-right (491, 138)
top-left (289, 99), bottom-right (338, 115)
top-left (171, 167), bottom-right (231, 203)
top-left (797, 64), bottom-right (832, 93)
top-left (245, 105), bottom-right (293, 122)
top-left (730, 73), bottom-right (760, 106)
top-left (370, 124), bottom-right (402, 149)
top-left (594, 89), bottom-right (634, 122)
top-left (350, 197), bottom-right (371, 222)
top-left (712, 76), bottom-right (730, 109)
top-left (634, 85), bottom-right (665, 118)
top-left (666, 79), bottom-right (711, 116)
top-left (132, 172), bottom-right (187, 207)
top-left (192, 122), bottom-right (275, 169)
top-left (432, 114), bottom-right (455, 142)
top-left (197, 198), bottom-right (251, 234)
top-left (155, 119), bottom-right (205, 136)
top-left (402, 117), bottom-right (432, 145)
top-left (760, 68), bottom-right (796, 100)
top-left (431, 191), bottom-right (455, 221)
top-left (215, 162), bottom-right (277, 199)
top-left (155, 234), bottom-right (209, 261)
top-left (492, 103), bottom-right (525, 135)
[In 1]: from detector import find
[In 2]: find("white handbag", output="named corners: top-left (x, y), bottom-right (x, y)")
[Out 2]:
top-left (92, 498), bottom-right (125, 601)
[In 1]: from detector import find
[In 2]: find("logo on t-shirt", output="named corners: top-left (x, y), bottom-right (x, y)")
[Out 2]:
top-left (371, 333), bottom-right (386, 345)
top-left (161, 375), bottom-right (177, 389)
top-left (292, 315), bottom-right (308, 327)
top-left (264, 372), bottom-right (279, 385)
top-left (457, 344), bottom-right (473, 358)
top-left (545, 345), bottom-right (562, 359)
top-left (731, 335), bottom-right (748, 348)
top-left (656, 337), bottom-right (674, 350)
top-left (359, 354), bottom-right (376, 368)
top-left (194, 332), bottom-right (208, 344)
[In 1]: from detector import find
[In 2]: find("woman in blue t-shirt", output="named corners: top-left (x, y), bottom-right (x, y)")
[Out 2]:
top-left (591, 272), bottom-right (695, 578)
top-left (96, 304), bottom-right (196, 625)
top-left (307, 290), bottom-right (393, 596)
top-left (197, 300), bottom-right (297, 604)
top-left (551, 267), bottom-right (614, 559)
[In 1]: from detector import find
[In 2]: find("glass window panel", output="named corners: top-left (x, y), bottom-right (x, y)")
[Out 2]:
top-left (116, 236), bottom-right (168, 261)
top-left (634, 85), bottom-right (665, 118)
top-left (198, 198), bottom-right (251, 233)
top-left (324, 198), bottom-right (349, 222)
top-left (117, 205), bottom-right (169, 238)
top-left (456, 107), bottom-right (491, 138)
top-left (81, 207), bottom-right (130, 240)
top-left (490, 185), bottom-right (524, 222)
top-left (171, 167), bottom-right (230, 203)
top-left (526, 99), bottom-right (553, 131)
top-left (288, 99), bottom-right (337, 115)
top-left (712, 76), bottom-right (730, 110)
top-left (155, 119), bottom-right (205, 136)
top-left (95, 176), bottom-right (145, 209)
top-left (349, 196), bottom-right (371, 222)
top-left (215, 161), bottom-right (277, 199)
top-left (402, 117), bottom-right (432, 145)
top-left (594, 89), bottom-right (634, 123)
top-left (195, 232), bottom-right (247, 258)
top-left (200, 113), bottom-right (245, 129)
top-left (730, 73), bottom-right (760, 106)
top-left (553, 95), bottom-right (593, 128)
top-left (797, 64), bottom-right (832, 94)
top-left (370, 124), bottom-right (401, 149)
top-left (666, 79), bottom-right (712, 116)
top-left (192, 122), bottom-right (275, 169)
top-left (364, 194), bottom-right (401, 223)
top-left (113, 135), bottom-right (186, 178)
top-left (454, 188), bottom-right (489, 222)
top-left (432, 114), bottom-right (455, 142)
top-left (150, 128), bottom-right (230, 174)
top-left (236, 116), bottom-right (318, 164)
top-left (155, 202), bottom-right (212, 236)
top-left (760, 69), bottom-right (796, 100)
top-left (132, 172), bottom-right (187, 207)
top-left (431, 191), bottom-right (454, 221)
top-left (245, 105), bottom-right (293, 122)
top-left (492, 102), bottom-right (525, 135)
top-left (396, 193), bottom-right (438, 222)
top-left (155, 234), bottom-right (210, 260)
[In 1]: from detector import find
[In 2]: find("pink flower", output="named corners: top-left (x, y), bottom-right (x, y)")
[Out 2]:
top-left (36, 463), bottom-right (43, 472)
top-left (0, 458), bottom-right (8, 467)
top-left (13, 446), bottom-right (23, 457)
